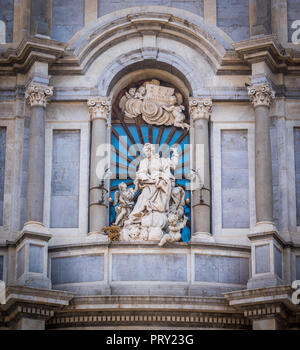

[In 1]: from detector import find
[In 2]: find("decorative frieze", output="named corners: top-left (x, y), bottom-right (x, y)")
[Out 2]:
top-left (189, 97), bottom-right (212, 121)
top-left (247, 83), bottom-right (275, 108)
top-left (25, 83), bottom-right (53, 107)
top-left (87, 97), bottom-right (111, 121)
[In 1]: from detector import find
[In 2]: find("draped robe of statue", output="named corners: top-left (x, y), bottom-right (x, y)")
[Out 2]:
top-left (121, 146), bottom-right (179, 241)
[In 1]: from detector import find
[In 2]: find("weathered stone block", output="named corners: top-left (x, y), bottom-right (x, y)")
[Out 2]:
top-left (50, 130), bottom-right (80, 228)
top-left (17, 246), bottom-right (25, 279)
top-left (112, 254), bottom-right (187, 281)
top-left (221, 130), bottom-right (249, 228)
top-left (216, 0), bottom-right (249, 41)
top-left (273, 245), bottom-right (282, 279)
top-left (97, 0), bottom-right (204, 18)
top-left (29, 245), bottom-right (44, 274)
top-left (195, 254), bottom-right (249, 284)
top-left (51, 254), bottom-right (104, 284)
top-left (52, 0), bottom-right (84, 42)
top-left (255, 244), bottom-right (270, 274)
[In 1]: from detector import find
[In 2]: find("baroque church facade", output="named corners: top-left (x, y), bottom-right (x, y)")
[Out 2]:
top-left (0, 0), bottom-right (300, 330)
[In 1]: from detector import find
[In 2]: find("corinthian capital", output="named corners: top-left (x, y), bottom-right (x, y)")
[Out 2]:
top-left (248, 83), bottom-right (275, 108)
top-left (25, 83), bottom-right (53, 107)
top-left (189, 97), bottom-right (212, 121)
top-left (87, 97), bottom-right (111, 121)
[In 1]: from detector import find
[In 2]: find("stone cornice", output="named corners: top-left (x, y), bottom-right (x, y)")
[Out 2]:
top-left (2, 285), bottom-right (74, 310)
top-left (0, 36), bottom-right (66, 76)
top-left (233, 35), bottom-right (300, 74)
top-left (189, 97), bottom-right (212, 121)
top-left (248, 83), bottom-right (275, 108)
top-left (223, 285), bottom-right (297, 312)
top-left (87, 97), bottom-right (111, 121)
top-left (25, 83), bottom-right (53, 107)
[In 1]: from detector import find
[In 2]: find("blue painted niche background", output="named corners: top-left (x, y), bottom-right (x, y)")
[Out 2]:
top-left (110, 124), bottom-right (191, 242)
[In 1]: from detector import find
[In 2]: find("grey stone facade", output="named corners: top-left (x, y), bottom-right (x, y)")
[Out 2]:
top-left (0, 0), bottom-right (299, 331)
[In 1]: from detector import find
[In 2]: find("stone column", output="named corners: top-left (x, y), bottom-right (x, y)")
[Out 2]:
top-left (248, 83), bottom-right (275, 230)
top-left (247, 83), bottom-right (284, 289)
top-left (87, 97), bottom-right (111, 236)
top-left (25, 83), bottom-right (53, 225)
top-left (189, 97), bottom-right (213, 241)
top-left (15, 83), bottom-right (53, 289)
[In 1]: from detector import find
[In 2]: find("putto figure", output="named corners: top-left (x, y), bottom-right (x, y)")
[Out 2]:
top-left (112, 182), bottom-right (136, 227)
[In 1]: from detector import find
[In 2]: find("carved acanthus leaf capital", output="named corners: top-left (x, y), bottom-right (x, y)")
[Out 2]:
top-left (189, 97), bottom-right (212, 121)
top-left (87, 97), bottom-right (111, 121)
top-left (248, 84), bottom-right (275, 108)
top-left (25, 84), bottom-right (53, 107)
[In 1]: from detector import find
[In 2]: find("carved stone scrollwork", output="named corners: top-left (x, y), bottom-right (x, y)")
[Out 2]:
top-left (25, 83), bottom-right (53, 107)
top-left (247, 83), bottom-right (275, 108)
top-left (87, 97), bottom-right (111, 121)
top-left (189, 97), bottom-right (212, 121)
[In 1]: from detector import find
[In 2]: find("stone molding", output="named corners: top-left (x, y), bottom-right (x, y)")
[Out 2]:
top-left (248, 83), bottom-right (275, 108)
top-left (189, 97), bottom-right (212, 121)
top-left (223, 285), bottom-right (296, 329)
top-left (25, 83), bottom-right (53, 107)
top-left (87, 97), bottom-right (111, 121)
top-left (46, 311), bottom-right (251, 329)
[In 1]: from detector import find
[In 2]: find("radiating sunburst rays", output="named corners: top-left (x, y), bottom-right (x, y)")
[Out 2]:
top-left (109, 123), bottom-right (191, 242)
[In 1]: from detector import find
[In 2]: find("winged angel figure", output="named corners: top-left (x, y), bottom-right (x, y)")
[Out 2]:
top-left (112, 182), bottom-right (136, 227)
top-left (119, 80), bottom-right (190, 129)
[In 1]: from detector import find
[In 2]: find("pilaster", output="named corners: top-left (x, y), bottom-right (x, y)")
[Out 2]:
top-left (87, 97), bottom-right (111, 238)
top-left (189, 97), bottom-right (213, 242)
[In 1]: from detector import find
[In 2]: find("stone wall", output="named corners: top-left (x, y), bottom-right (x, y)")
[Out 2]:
top-left (52, 0), bottom-right (85, 42)
top-left (221, 130), bottom-right (250, 228)
top-left (50, 130), bottom-right (81, 228)
top-left (97, 0), bottom-right (204, 18)
top-left (51, 254), bottom-right (104, 284)
top-left (216, 0), bottom-right (249, 41)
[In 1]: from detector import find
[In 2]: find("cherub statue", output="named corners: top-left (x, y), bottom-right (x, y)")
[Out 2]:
top-left (162, 95), bottom-right (190, 130)
top-left (113, 182), bottom-right (136, 227)
top-left (134, 86), bottom-right (146, 100)
top-left (158, 212), bottom-right (188, 247)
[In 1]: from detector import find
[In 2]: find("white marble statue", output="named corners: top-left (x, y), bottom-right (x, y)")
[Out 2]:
top-left (119, 80), bottom-right (190, 129)
top-left (113, 182), bottom-right (136, 227)
top-left (118, 143), bottom-right (187, 243)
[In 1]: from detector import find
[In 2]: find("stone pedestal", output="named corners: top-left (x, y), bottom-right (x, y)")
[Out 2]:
top-left (247, 229), bottom-right (284, 289)
top-left (189, 97), bottom-right (213, 241)
top-left (15, 222), bottom-right (52, 289)
top-left (87, 97), bottom-right (111, 238)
